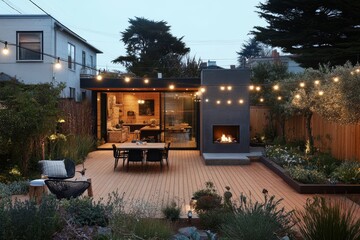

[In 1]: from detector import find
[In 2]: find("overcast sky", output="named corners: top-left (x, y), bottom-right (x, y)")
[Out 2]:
top-left (0, 0), bottom-right (266, 72)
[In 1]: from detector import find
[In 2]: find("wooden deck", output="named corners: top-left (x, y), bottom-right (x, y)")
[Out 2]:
top-left (79, 150), bottom-right (360, 218)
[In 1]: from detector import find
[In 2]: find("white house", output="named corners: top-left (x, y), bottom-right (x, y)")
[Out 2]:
top-left (0, 14), bottom-right (102, 101)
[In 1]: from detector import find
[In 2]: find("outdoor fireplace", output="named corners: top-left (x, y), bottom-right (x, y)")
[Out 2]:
top-left (213, 125), bottom-right (239, 143)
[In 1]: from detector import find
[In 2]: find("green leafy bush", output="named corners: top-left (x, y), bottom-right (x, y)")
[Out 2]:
top-left (309, 152), bottom-right (340, 176)
top-left (331, 161), bottom-right (360, 184)
top-left (295, 197), bottom-right (360, 240)
top-left (162, 200), bottom-right (181, 221)
top-left (133, 219), bottom-right (173, 239)
top-left (0, 195), bottom-right (62, 240)
top-left (220, 190), bottom-right (295, 240)
top-left (265, 145), bottom-right (304, 167)
top-left (198, 208), bottom-right (231, 231)
top-left (61, 197), bottom-right (110, 227)
top-left (287, 165), bottom-right (327, 184)
top-left (192, 181), bottom-right (222, 213)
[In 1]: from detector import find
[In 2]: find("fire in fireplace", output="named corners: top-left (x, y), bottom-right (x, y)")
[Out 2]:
top-left (213, 125), bottom-right (239, 143)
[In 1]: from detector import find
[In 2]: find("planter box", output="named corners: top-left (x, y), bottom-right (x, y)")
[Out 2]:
top-left (260, 157), bottom-right (360, 194)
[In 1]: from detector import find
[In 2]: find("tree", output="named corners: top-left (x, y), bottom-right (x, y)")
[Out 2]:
top-left (237, 38), bottom-right (272, 67)
top-left (0, 81), bottom-right (63, 175)
top-left (252, 0), bottom-right (360, 68)
top-left (250, 62), bottom-right (295, 142)
top-left (113, 17), bottom-right (190, 77)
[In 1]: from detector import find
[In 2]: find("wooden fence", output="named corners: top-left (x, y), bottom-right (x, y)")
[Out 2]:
top-left (250, 106), bottom-right (360, 161)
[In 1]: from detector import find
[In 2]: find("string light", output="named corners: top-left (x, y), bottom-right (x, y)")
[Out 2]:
top-left (200, 87), bottom-right (206, 93)
top-left (249, 85), bottom-right (255, 91)
top-left (205, 98), bottom-right (209, 102)
top-left (96, 70), bottom-right (102, 81)
top-left (314, 80), bottom-right (320, 85)
top-left (169, 84), bottom-right (175, 90)
top-left (259, 98), bottom-right (264, 102)
top-left (2, 41), bottom-right (9, 55)
top-left (273, 84), bottom-right (279, 91)
top-left (220, 86), bottom-right (225, 91)
top-left (216, 100), bottom-right (221, 104)
top-left (333, 77), bottom-right (339, 82)
top-left (299, 82), bottom-right (305, 88)
top-left (124, 77), bottom-right (131, 83)
top-left (144, 78), bottom-right (149, 84)
top-left (227, 100), bottom-right (232, 104)
top-left (255, 86), bottom-right (261, 91)
top-left (277, 96), bottom-right (282, 100)
top-left (295, 94), bottom-right (301, 99)
top-left (239, 99), bottom-right (244, 104)
top-left (227, 86), bottom-right (232, 90)
top-left (54, 57), bottom-right (61, 69)
top-left (318, 90), bottom-right (324, 96)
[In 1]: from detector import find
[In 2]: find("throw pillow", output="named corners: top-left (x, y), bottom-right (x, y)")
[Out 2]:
top-left (39, 160), bottom-right (67, 178)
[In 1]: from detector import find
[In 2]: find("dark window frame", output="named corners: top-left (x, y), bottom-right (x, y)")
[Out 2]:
top-left (16, 31), bottom-right (43, 61)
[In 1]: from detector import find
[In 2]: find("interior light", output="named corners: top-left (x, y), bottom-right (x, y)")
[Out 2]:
top-left (2, 41), bottom-right (9, 55)
top-left (54, 57), bottom-right (61, 69)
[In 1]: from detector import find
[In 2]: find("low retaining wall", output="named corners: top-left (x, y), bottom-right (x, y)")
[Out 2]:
top-left (260, 157), bottom-right (360, 194)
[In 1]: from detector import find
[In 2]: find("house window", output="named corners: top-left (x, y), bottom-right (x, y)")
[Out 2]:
top-left (82, 51), bottom-right (86, 68)
top-left (17, 32), bottom-right (43, 61)
top-left (68, 43), bottom-right (75, 70)
top-left (69, 87), bottom-right (75, 99)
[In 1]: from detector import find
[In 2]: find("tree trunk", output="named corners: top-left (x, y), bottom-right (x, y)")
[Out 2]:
top-left (305, 111), bottom-right (314, 154)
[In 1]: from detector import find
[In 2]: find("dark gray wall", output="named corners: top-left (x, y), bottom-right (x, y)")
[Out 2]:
top-left (200, 69), bottom-right (250, 153)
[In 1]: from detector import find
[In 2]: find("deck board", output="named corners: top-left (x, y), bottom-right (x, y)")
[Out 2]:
top-left (78, 150), bottom-right (359, 218)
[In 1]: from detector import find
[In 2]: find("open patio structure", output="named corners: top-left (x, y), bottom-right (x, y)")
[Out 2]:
top-left (76, 149), bottom-right (360, 218)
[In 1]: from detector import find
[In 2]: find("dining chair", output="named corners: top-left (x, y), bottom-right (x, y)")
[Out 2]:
top-left (112, 144), bottom-right (128, 171)
top-left (163, 142), bottom-right (171, 167)
top-left (127, 149), bottom-right (144, 171)
top-left (146, 149), bottom-right (163, 170)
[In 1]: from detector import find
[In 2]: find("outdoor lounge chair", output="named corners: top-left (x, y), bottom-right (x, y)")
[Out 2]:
top-left (38, 159), bottom-right (76, 179)
top-left (45, 179), bottom-right (90, 199)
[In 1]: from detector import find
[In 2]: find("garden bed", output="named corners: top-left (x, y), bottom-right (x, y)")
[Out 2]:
top-left (260, 156), bottom-right (360, 194)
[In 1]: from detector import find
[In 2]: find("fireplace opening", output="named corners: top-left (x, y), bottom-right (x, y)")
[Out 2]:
top-left (213, 125), bottom-right (239, 143)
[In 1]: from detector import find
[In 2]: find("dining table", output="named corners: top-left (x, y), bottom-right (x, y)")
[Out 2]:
top-left (116, 142), bottom-right (165, 150)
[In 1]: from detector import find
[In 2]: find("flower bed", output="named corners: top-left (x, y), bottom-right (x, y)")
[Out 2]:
top-left (263, 145), bottom-right (360, 194)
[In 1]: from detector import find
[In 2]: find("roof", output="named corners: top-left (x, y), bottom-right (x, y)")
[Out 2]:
top-left (0, 14), bottom-right (102, 54)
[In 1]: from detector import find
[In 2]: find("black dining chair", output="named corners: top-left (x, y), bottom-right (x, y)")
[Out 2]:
top-left (112, 144), bottom-right (128, 171)
top-left (127, 149), bottom-right (144, 171)
top-left (163, 142), bottom-right (171, 167)
top-left (146, 149), bottom-right (163, 170)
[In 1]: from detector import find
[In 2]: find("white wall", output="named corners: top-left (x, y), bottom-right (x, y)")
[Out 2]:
top-left (0, 15), bottom-right (99, 100)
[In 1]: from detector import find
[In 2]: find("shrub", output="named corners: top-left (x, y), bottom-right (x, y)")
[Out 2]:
top-left (331, 161), bottom-right (360, 184)
top-left (295, 197), bottom-right (360, 240)
top-left (162, 200), bottom-right (181, 221)
top-left (192, 181), bottom-right (222, 213)
top-left (265, 145), bottom-right (304, 167)
top-left (220, 190), bottom-right (295, 240)
top-left (287, 165), bottom-right (328, 184)
top-left (61, 197), bottom-right (110, 227)
top-left (199, 208), bottom-right (231, 231)
top-left (0, 195), bottom-right (62, 240)
top-left (133, 219), bottom-right (173, 239)
top-left (309, 152), bottom-right (340, 176)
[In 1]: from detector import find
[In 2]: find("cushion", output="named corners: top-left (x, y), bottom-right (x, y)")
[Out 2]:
top-left (39, 160), bottom-right (67, 178)
top-left (30, 179), bottom-right (46, 187)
